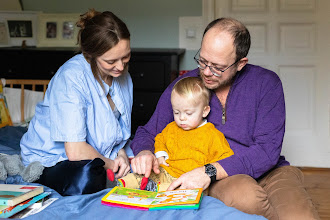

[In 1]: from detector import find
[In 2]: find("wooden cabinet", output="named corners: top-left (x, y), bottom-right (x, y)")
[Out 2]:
top-left (0, 47), bottom-right (185, 135)
top-left (0, 47), bottom-right (77, 79)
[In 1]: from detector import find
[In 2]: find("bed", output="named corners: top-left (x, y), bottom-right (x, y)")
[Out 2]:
top-left (0, 79), bottom-right (266, 220)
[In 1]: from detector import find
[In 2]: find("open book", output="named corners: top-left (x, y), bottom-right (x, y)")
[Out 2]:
top-left (101, 187), bottom-right (203, 211)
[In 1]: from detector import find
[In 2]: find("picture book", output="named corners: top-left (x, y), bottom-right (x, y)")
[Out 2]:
top-left (101, 186), bottom-right (203, 211)
top-left (0, 184), bottom-right (44, 206)
top-left (0, 191), bottom-right (51, 218)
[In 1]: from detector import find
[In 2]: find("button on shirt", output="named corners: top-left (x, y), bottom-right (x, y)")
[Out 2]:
top-left (20, 54), bottom-right (133, 167)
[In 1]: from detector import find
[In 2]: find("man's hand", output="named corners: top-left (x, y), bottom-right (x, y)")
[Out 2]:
top-left (167, 162), bottom-right (228, 191)
top-left (167, 166), bottom-right (210, 191)
top-left (131, 150), bottom-right (160, 178)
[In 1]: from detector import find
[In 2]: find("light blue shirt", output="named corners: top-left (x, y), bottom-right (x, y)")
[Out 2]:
top-left (20, 54), bottom-right (133, 167)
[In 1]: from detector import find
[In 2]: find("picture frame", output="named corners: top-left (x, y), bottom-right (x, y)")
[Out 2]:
top-left (0, 98), bottom-right (13, 128)
top-left (0, 21), bottom-right (9, 46)
top-left (0, 11), bottom-right (39, 47)
top-left (37, 13), bottom-right (80, 47)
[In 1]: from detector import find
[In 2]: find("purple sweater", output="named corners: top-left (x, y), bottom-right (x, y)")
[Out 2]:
top-left (131, 64), bottom-right (289, 179)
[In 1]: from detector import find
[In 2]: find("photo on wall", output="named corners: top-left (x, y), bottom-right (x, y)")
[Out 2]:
top-left (46, 22), bottom-right (57, 38)
top-left (7, 20), bottom-right (32, 38)
top-left (62, 21), bottom-right (74, 39)
top-left (0, 11), bottom-right (38, 46)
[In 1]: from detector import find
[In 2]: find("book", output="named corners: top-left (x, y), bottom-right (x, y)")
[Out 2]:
top-left (0, 184), bottom-right (44, 206)
top-left (10, 196), bottom-right (58, 219)
top-left (0, 191), bottom-right (51, 218)
top-left (101, 186), bottom-right (203, 211)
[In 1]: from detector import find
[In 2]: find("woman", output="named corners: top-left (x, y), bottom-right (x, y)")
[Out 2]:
top-left (20, 9), bottom-right (133, 194)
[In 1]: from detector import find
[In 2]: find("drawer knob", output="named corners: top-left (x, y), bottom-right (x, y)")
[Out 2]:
top-left (139, 103), bottom-right (144, 107)
top-left (139, 73), bottom-right (144, 78)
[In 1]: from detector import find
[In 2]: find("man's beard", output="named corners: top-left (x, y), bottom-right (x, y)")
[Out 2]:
top-left (199, 69), bottom-right (236, 90)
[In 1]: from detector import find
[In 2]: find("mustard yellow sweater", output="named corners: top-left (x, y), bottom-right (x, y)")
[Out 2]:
top-left (154, 121), bottom-right (234, 178)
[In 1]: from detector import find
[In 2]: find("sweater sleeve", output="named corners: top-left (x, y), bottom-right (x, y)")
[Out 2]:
top-left (218, 74), bottom-right (286, 179)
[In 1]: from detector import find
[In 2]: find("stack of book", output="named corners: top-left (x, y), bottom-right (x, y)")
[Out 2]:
top-left (101, 186), bottom-right (203, 211)
top-left (0, 184), bottom-right (51, 218)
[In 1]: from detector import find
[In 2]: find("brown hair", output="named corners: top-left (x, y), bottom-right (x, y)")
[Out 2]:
top-left (76, 9), bottom-right (130, 84)
top-left (172, 77), bottom-right (210, 106)
top-left (203, 17), bottom-right (250, 61)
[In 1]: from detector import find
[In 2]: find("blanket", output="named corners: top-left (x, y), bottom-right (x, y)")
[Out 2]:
top-left (0, 126), bottom-right (266, 220)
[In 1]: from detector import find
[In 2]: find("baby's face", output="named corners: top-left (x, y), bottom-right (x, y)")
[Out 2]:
top-left (171, 92), bottom-right (209, 131)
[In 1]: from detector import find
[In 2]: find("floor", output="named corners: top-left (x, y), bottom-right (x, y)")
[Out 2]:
top-left (300, 167), bottom-right (330, 220)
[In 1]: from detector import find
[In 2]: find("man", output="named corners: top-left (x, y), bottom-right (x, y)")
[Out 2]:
top-left (130, 18), bottom-right (319, 220)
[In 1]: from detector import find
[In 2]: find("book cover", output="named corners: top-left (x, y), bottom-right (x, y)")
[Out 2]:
top-left (0, 191), bottom-right (51, 218)
top-left (0, 184), bottom-right (44, 206)
top-left (101, 187), bottom-right (203, 210)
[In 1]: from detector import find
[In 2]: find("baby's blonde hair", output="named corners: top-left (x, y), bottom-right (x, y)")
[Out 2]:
top-left (171, 77), bottom-right (210, 106)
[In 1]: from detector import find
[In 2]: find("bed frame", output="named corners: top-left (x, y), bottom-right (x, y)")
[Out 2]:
top-left (4, 79), bottom-right (50, 123)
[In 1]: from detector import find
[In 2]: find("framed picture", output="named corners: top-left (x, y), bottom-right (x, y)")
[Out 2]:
top-left (0, 98), bottom-right (13, 128)
top-left (0, 11), bottom-right (38, 47)
top-left (37, 13), bottom-right (80, 47)
top-left (0, 21), bottom-right (9, 46)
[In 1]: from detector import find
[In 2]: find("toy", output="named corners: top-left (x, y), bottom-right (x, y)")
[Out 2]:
top-left (0, 153), bottom-right (44, 182)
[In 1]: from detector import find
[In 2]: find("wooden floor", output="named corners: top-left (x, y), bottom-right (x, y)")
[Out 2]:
top-left (299, 167), bottom-right (330, 220)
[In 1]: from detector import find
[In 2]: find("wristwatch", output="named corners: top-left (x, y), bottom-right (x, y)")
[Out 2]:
top-left (204, 163), bottom-right (217, 184)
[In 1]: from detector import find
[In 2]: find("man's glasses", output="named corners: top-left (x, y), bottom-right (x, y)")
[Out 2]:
top-left (194, 49), bottom-right (239, 77)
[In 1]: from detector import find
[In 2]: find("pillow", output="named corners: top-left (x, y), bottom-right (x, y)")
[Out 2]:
top-left (3, 87), bottom-right (44, 126)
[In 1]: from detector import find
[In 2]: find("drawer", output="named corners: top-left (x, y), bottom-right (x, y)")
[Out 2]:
top-left (129, 61), bottom-right (166, 91)
top-left (131, 91), bottom-right (162, 134)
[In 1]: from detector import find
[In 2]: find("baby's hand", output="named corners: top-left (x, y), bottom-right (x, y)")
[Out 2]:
top-left (157, 157), bottom-right (169, 166)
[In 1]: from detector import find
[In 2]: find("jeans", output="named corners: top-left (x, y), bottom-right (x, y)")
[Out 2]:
top-left (209, 166), bottom-right (319, 220)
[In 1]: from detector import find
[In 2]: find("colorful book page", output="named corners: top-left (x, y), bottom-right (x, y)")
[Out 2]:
top-left (150, 188), bottom-right (203, 207)
top-left (149, 195), bottom-right (203, 211)
top-left (101, 187), bottom-right (157, 208)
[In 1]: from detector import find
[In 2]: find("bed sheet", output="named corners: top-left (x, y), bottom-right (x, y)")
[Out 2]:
top-left (0, 126), bottom-right (266, 220)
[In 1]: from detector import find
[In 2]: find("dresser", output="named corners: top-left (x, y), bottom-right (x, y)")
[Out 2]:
top-left (0, 47), bottom-right (185, 135)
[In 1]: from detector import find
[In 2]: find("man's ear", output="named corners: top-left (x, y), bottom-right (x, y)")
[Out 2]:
top-left (237, 57), bottom-right (248, 71)
top-left (203, 105), bottom-right (211, 118)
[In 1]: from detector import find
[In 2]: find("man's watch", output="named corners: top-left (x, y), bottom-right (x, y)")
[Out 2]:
top-left (204, 163), bottom-right (217, 184)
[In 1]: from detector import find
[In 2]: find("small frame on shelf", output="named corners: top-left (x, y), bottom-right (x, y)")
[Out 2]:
top-left (0, 11), bottom-right (38, 47)
top-left (37, 13), bottom-right (80, 47)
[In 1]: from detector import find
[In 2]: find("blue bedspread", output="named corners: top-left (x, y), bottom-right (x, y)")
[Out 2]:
top-left (0, 126), bottom-right (266, 220)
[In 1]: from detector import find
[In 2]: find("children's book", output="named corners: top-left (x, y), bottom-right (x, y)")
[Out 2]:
top-left (101, 186), bottom-right (203, 211)
top-left (10, 196), bottom-right (58, 219)
top-left (0, 191), bottom-right (51, 218)
top-left (0, 184), bottom-right (44, 206)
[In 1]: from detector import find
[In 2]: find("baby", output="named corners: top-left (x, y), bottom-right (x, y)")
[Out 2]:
top-left (117, 77), bottom-right (234, 191)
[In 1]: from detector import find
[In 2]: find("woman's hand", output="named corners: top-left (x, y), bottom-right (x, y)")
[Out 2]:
top-left (111, 149), bottom-right (130, 178)
top-left (131, 150), bottom-right (160, 178)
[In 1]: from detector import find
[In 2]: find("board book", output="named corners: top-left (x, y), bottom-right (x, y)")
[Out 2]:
top-left (0, 184), bottom-right (44, 206)
top-left (0, 191), bottom-right (51, 218)
top-left (101, 186), bottom-right (203, 210)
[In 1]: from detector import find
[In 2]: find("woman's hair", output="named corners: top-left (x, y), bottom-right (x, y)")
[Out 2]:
top-left (172, 77), bottom-right (210, 106)
top-left (76, 9), bottom-right (130, 83)
top-left (203, 17), bottom-right (251, 61)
